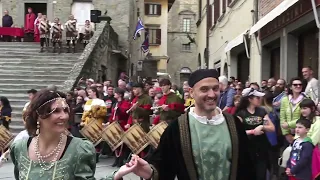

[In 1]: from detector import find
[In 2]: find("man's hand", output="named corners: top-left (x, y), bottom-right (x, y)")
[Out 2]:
top-left (161, 104), bottom-right (169, 111)
top-left (131, 103), bottom-right (138, 111)
top-left (285, 168), bottom-right (292, 176)
top-left (124, 124), bottom-right (131, 129)
top-left (273, 102), bottom-right (280, 107)
top-left (102, 122), bottom-right (110, 127)
top-left (254, 125), bottom-right (264, 136)
top-left (114, 154), bottom-right (153, 180)
top-left (281, 122), bottom-right (289, 129)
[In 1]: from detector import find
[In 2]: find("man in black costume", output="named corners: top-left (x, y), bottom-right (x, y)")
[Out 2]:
top-left (109, 69), bottom-right (255, 180)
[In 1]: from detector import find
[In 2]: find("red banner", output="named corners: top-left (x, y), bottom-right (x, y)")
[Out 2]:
top-left (0, 27), bottom-right (24, 37)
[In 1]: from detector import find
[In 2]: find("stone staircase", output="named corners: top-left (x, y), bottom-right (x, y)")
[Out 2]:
top-left (0, 42), bottom-right (81, 135)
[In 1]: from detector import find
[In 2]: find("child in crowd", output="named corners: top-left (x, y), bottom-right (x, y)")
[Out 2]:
top-left (286, 119), bottom-right (314, 180)
top-left (226, 95), bottom-right (241, 115)
top-left (151, 93), bottom-right (162, 126)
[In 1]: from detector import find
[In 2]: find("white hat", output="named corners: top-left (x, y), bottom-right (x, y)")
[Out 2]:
top-left (87, 78), bottom-right (94, 83)
top-left (242, 88), bottom-right (265, 97)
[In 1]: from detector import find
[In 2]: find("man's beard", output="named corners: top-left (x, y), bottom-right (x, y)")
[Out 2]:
top-left (273, 86), bottom-right (284, 96)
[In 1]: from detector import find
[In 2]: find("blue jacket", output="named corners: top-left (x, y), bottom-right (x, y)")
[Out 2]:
top-left (218, 87), bottom-right (235, 109)
top-left (2, 15), bottom-right (13, 27)
top-left (287, 137), bottom-right (314, 180)
top-left (266, 112), bottom-right (278, 146)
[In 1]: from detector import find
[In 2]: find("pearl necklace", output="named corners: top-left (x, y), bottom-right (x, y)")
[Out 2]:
top-left (34, 133), bottom-right (64, 171)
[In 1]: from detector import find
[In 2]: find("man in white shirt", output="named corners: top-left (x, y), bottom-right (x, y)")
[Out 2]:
top-left (23, 89), bottom-right (37, 114)
top-left (302, 66), bottom-right (318, 104)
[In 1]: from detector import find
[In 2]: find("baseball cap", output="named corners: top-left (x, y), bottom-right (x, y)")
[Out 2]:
top-left (242, 88), bottom-right (265, 97)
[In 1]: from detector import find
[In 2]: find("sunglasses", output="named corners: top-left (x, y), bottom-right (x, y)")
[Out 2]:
top-left (292, 84), bottom-right (302, 87)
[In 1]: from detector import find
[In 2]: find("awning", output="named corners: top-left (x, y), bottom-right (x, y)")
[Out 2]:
top-left (224, 30), bottom-right (249, 53)
top-left (249, 0), bottom-right (299, 35)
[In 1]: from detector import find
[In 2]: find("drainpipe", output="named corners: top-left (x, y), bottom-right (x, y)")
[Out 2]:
top-left (311, 0), bottom-right (320, 100)
top-left (206, 0), bottom-right (210, 69)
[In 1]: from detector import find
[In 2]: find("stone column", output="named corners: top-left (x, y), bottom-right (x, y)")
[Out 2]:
top-left (280, 28), bottom-right (299, 81)
top-left (249, 33), bottom-right (262, 83)
top-left (229, 52), bottom-right (238, 78)
top-left (261, 46), bottom-right (271, 80)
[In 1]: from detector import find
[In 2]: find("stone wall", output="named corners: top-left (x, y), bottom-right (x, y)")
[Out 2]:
top-left (167, 0), bottom-right (198, 85)
top-left (62, 21), bottom-right (126, 91)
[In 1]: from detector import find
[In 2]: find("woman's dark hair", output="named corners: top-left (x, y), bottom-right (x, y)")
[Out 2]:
top-left (235, 96), bottom-right (250, 114)
top-left (88, 86), bottom-right (99, 97)
top-left (263, 91), bottom-right (274, 107)
top-left (0, 96), bottom-right (11, 109)
top-left (300, 98), bottom-right (316, 122)
top-left (114, 87), bottom-right (125, 97)
top-left (25, 89), bottom-right (68, 136)
top-left (288, 77), bottom-right (303, 95)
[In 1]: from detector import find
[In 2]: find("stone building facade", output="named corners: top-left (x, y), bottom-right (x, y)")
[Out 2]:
top-left (167, 0), bottom-right (198, 85)
top-left (252, 0), bottom-right (320, 81)
top-left (0, 0), bottom-right (137, 82)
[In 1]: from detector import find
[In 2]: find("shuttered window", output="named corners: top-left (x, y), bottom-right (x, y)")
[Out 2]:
top-left (182, 18), bottom-right (191, 32)
top-left (145, 28), bottom-right (161, 45)
top-left (145, 4), bottom-right (161, 15)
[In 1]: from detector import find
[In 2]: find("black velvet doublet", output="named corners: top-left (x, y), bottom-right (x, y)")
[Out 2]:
top-left (147, 112), bottom-right (257, 180)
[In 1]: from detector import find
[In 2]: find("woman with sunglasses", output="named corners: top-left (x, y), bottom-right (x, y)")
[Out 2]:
top-left (280, 77), bottom-right (307, 145)
top-left (235, 88), bottom-right (275, 180)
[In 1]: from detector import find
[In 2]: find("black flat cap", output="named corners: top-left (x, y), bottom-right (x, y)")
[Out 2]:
top-left (188, 69), bottom-right (219, 87)
top-left (132, 82), bottom-right (144, 88)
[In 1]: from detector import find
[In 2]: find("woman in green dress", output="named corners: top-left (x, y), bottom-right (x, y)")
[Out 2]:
top-left (10, 89), bottom-right (96, 180)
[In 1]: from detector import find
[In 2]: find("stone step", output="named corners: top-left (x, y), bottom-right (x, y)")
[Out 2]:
top-left (0, 79), bottom-right (66, 85)
top-left (0, 54), bottom-right (80, 59)
top-left (2, 93), bottom-right (29, 99)
top-left (0, 86), bottom-right (63, 93)
top-left (0, 69), bottom-right (70, 75)
top-left (9, 119), bottom-right (24, 126)
top-left (0, 65), bottom-right (72, 71)
top-left (0, 62), bottom-right (75, 68)
top-left (0, 58), bottom-right (79, 63)
top-left (0, 51), bottom-right (82, 55)
top-left (0, 84), bottom-right (62, 90)
top-left (0, 44), bottom-right (40, 49)
top-left (0, 74), bottom-right (70, 80)
top-left (10, 124), bottom-right (25, 134)
top-left (8, 100), bottom-right (28, 106)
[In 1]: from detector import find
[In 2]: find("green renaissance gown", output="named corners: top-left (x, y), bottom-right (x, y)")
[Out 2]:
top-left (10, 137), bottom-right (97, 180)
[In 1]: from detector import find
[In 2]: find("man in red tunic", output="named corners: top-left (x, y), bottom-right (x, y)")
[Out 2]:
top-left (106, 88), bottom-right (131, 167)
top-left (24, 7), bottom-right (36, 42)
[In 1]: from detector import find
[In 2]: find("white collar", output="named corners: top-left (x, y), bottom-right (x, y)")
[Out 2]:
top-left (189, 107), bottom-right (225, 125)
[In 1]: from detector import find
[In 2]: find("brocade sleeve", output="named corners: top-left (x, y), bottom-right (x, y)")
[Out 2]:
top-left (10, 139), bottom-right (24, 180)
top-left (74, 140), bottom-right (97, 179)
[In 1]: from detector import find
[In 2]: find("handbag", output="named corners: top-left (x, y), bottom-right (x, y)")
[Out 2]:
top-left (312, 145), bottom-right (320, 180)
top-left (278, 145), bottom-right (292, 168)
